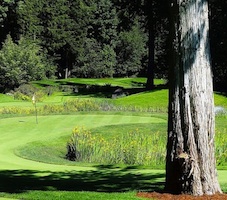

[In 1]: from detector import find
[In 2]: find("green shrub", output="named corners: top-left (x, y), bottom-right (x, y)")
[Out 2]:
top-left (14, 84), bottom-right (37, 96)
top-left (0, 35), bottom-right (56, 92)
top-left (13, 91), bottom-right (31, 101)
top-left (65, 126), bottom-right (227, 167)
top-left (63, 99), bottom-right (101, 112)
top-left (13, 84), bottom-right (46, 102)
top-left (40, 104), bottom-right (65, 114)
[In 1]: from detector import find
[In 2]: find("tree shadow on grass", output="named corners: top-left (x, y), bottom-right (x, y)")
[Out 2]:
top-left (0, 167), bottom-right (165, 193)
top-left (36, 80), bottom-right (168, 99)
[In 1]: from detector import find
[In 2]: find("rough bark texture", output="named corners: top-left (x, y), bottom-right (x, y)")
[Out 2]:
top-left (165, 0), bottom-right (222, 196)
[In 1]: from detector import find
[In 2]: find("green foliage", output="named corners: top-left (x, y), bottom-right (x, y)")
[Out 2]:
top-left (115, 21), bottom-right (147, 77)
top-left (74, 0), bottom-right (118, 78)
top-left (13, 92), bottom-right (31, 101)
top-left (0, 0), bottom-right (17, 46)
top-left (75, 39), bottom-right (116, 77)
top-left (0, 0), bottom-right (14, 23)
top-left (214, 128), bottom-right (227, 166)
top-left (66, 126), bottom-right (166, 167)
top-left (14, 84), bottom-right (37, 96)
top-left (18, 0), bottom-right (90, 77)
top-left (0, 35), bottom-right (56, 92)
top-left (65, 124), bottom-right (227, 168)
top-left (0, 106), bottom-right (34, 115)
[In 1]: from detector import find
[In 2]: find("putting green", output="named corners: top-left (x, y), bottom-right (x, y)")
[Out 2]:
top-left (0, 114), bottom-right (166, 171)
top-left (1, 113), bottom-right (227, 194)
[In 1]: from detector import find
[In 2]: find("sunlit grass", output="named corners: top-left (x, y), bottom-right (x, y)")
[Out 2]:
top-left (32, 77), bottom-right (166, 89)
top-left (0, 78), bottom-right (226, 200)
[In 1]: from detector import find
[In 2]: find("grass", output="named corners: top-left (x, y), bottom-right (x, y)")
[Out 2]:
top-left (114, 89), bottom-right (168, 111)
top-left (0, 78), bottom-right (227, 199)
top-left (0, 191), bottom-right (147, 200)
top-left (16, 122), bottom-right (167, 167)
top-left (0, 113), bottom-right (166, 200)
top-left (32, 77), bottom-right (166, 89)
top-left (0, 168), bottom-right (165, 200)
top-left (214, 93), bottom-right (227, 108)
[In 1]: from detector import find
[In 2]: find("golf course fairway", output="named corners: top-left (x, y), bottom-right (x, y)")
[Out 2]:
top-left (0, 114), bottom-right (166, 171)
top-left (1, 113), bottom-right (227, 199)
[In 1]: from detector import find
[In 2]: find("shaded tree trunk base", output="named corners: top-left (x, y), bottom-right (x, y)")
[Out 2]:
top-left (137, 192), bottom-right (227, 200)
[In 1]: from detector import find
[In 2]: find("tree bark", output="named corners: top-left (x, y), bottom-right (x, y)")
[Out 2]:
top-left (165, 0), bottom-right (222, 195)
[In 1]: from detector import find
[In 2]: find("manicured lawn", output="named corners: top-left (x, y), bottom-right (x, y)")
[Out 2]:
top-left (32, 77), bottom-right (166, 89)
top-left (0, 113), bottom-right (166, 200)
top-left (0, 78), bottom-right (227, 199)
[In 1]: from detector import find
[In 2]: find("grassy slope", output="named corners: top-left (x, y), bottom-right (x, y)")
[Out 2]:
top-left (114, 89), bottom-right (168, 110)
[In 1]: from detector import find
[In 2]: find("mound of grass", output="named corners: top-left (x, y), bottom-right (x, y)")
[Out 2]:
top-left (114, 89), bottom-right (168, 112)
top-left (214, 93), bottom-right (227, 108)
top-left (15, 116), bottom-right (227, 169)
top-left (15, 122), bottom-right (167, 168)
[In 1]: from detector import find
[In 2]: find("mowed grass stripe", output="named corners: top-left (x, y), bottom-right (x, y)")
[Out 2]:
top-left (0, 114), bottom-right (166, 171)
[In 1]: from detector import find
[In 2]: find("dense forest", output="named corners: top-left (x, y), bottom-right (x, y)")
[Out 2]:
top-left (0, 0), bottom-right (226, 92)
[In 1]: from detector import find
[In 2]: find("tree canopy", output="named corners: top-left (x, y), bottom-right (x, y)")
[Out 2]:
top-left (0, 0), bottom-right (226, 92)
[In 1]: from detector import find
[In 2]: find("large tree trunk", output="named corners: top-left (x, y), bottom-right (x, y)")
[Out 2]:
top-left (165, 0), bottom-right (222, 195)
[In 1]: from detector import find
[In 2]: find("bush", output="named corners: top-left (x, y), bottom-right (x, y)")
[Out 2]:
top-left (13, 92), bottom-right (31, 101)
top-left (13, 84), bottom-right (45, 102)
top-left (0, 35), bottom-right (56, 92)
top-left (14, 84), bottom-right (37, 96)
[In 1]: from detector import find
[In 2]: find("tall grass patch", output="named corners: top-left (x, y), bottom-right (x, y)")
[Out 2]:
top-left (66, 126), bottom-right (166, 168)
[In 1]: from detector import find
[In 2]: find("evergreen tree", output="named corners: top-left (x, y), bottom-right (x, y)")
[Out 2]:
top-left (74, 0), bottom-right (118, 78)
top-left (0, 0), bottom-right (19, 46)
top-left (209, 0), bottom-right (227, 92)
top-left (18, 0), bottom-right (89, 78)
top-left (115, 20), bottom-right (147, 77)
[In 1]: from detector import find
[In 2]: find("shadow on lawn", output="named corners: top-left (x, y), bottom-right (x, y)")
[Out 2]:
top-left (36, 80), bottom-right (168, 98)
top-left (0, 167), bottom-right (165, 193)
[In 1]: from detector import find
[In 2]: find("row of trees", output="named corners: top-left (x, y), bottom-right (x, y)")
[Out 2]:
top-left (0, 0), bottom-right (152, 92)
top-left (0, 0), bottom-right (226, 92)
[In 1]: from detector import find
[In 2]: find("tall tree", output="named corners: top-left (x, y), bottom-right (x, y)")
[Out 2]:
top-left (209, 0), bottom-right (227, 92)
top-left (18, 0), bottom-right (89, 78)
top-left (115, 20), bottom-right (147, 77)
top-left (74, 0), bottom-right (118, 78)
top-left (0, 0), bottom-right (19, 45)
top-left (165, 0), bottom-right (222, 195)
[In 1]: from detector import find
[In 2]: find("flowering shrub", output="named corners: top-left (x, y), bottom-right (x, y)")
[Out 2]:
top-left (66, 126), bottom-right (166, 167)
top-left (215, 128), bottom-right (227, 166)
top-left (66, 126), bottom-right (227, 167)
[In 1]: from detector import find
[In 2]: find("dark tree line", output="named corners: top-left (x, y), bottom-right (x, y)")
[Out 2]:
top-left (0, 0), bottom-right (226, 92)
